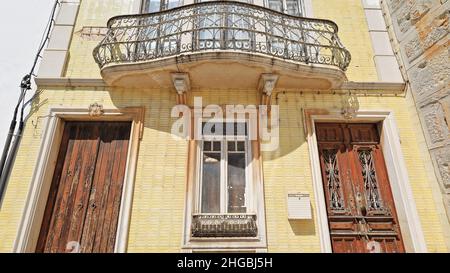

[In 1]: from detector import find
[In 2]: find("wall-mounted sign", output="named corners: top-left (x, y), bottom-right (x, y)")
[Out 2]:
top-left (287, 193), bottom-right (312, 220)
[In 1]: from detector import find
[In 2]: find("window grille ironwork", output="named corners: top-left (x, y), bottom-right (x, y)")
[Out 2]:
top-left (191, 214), bottom-right (258, 237)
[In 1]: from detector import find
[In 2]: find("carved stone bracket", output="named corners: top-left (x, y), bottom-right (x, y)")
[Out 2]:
top-left (171, 73), bottom-right (190, 105)
top-left (259, 74), bottom-right (279, 107)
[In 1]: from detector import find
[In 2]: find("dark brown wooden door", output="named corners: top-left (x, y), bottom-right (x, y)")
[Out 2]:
top-left (316, 123), bottom-right (405, 253)
top-left (36, 121), bottom-right (132, 253)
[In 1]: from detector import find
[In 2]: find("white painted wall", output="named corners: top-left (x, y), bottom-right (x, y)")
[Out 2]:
top-left (0, 0), bottom-right (55, 150)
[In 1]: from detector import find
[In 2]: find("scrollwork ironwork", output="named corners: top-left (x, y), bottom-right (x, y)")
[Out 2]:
top-left (93, 1), bottom-right (351, 71)
top-left (323, 149), bottom-right (345, 210)
top-left (191, 214), bottom-right (258, 237)
top-left (358, 149), bottom-right (384, 211)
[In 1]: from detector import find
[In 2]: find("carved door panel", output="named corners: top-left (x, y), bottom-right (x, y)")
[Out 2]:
top-left (317, 123), bottom-right (405, 253)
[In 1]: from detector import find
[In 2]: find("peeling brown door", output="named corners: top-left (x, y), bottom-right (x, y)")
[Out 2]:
top-left (316, 123), bottom-right (405, 253)
top-left (36, 121), bottom-right (131, 253)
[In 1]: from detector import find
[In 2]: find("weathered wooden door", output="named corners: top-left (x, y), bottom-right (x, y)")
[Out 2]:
top-left (316, 123), bottom-right (405, 253)
top-left (36, 121), bottom-right (132, 253)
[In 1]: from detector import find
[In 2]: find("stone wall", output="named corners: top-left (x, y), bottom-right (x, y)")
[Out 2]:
top-left (381, 0), bottom-right (450, 220)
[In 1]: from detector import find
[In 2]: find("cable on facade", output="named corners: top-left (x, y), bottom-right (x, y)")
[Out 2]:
top-left (0, 0), bottom-right (60, 205)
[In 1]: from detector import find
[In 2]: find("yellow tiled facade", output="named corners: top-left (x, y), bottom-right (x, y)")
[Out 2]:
top-left (313, 0), bottom-right (378, 82)
top-left (0, 0), bottom-right (448, 253)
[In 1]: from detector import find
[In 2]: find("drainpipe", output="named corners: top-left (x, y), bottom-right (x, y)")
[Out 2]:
top-left (0, 118), bottom-right (17, 179)
top-left (0, 77), bottom-right (27, 180)
top-left (0, 120), bottom-right (24, 205)
top-left (0, 75), bottom-right (30, 205)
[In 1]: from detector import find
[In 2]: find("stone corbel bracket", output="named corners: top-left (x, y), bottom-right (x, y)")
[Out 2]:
top-left (259, 74), bottom-right (279, 107)
top-left (171, 73), bottom-right (190, 105)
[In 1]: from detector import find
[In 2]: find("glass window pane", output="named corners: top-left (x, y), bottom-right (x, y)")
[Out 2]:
top-left (202, 121), bottom-right (224, 137)
top-left (237, 141), bottom-right (245, 152)
top-left (225, 122), bottom-right (234, 136)
top-left (227, 153), bottom-right (246, 213)
top-left (235, 122), bottom-right (247, 136)
top-left (213, 141), bottom-right (221, 151)
top-left (198, 13), bottom-right (222, 49)
top-left (227, 16), bottom-right (250, 46)
top-left (225, 122), bottom-right (247, 136)
top-left (143, 0), bottom-right (161, 12)
top-left (203, 141), bottom-right (211, 151)
top-left (201, 153), bottom-right (221, 213)
top-left (166, 0), bottom-right (181, 9)
top-left (286, 0), bottom-right (301, 16)
top-left (204, 122), bottom-right (247, 136)
top-left (267, 0), bottom-right (283, 12)
top-left (197, 0), bottom-right (222, 48)
top-left (228, 141), bottom-right (236, 152)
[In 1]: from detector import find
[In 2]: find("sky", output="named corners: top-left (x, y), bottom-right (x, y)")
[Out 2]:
top-left (0, 0), bottom-right (55, 150)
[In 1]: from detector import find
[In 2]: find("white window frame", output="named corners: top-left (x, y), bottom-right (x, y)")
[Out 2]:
top-left (182, 118), bottom-right (267, 251)
top-left (197, 125), bottom-right (253, 215)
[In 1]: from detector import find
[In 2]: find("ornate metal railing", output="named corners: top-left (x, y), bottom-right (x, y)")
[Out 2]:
top-left (93, 1), bottom-right (351, 71)
top-left (191, 214), bottom-right (258, 237)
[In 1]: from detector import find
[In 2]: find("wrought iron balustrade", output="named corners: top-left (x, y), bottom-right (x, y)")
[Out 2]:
top-left (93, 1), bottom-right (351, 71)
top-left (191, 214), bottom-right (258, 238)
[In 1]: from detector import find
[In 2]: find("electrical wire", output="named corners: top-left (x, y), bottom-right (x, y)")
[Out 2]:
top-left (28, 0), bottom-right (60, 78)
top-left (0, 0), bottom-right (60, 204)
top-left (11, 0), bottom-right (59, 126)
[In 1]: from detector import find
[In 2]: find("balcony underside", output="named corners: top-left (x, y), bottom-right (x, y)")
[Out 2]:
top-left (101, 51), bottom-right (347, 90)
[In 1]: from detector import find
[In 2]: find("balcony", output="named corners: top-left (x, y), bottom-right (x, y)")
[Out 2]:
top-left (93, 1), bottom-right (351, 90)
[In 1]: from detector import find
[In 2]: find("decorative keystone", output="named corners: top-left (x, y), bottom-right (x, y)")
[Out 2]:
top-left (341, 96), bottom-right (359, 120)
top-left (88, 102), bottom-right (104, 117)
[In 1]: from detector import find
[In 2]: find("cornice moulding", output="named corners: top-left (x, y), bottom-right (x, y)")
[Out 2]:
top-left (35, 77), bottom-right (406, 93)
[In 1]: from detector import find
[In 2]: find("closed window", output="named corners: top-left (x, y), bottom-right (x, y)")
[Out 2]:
top-left (140, 0), bottom-right (183, 56)
top-left (185, 120), bottom-right (266, 246)
top-left (196, 0), bottom-right (253, 50)
top-left (265, 0), bottom-right (307, 58)
top-left (266, 0), bottom-right (305, 16)
top-left (142, 0), bottom-right (182, 12)
top-left (199, 122), bottom-right (250, 214)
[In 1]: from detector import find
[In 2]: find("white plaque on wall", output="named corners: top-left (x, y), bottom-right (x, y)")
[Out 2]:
top-left (287, 193), bottom-right (312, 220)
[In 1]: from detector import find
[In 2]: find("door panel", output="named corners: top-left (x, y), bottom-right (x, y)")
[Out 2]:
top-left (317, 123), bottom-right (405, 253)
top-left (80, 123), bottom-right (131, 253)
top-left (36, 122), bottom-right (131, 253)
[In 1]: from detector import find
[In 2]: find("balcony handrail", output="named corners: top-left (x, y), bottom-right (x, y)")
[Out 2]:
top-left (94, 1), bottom-right (351, 71)
top-left (106, 1), bottom-right (340, 28)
